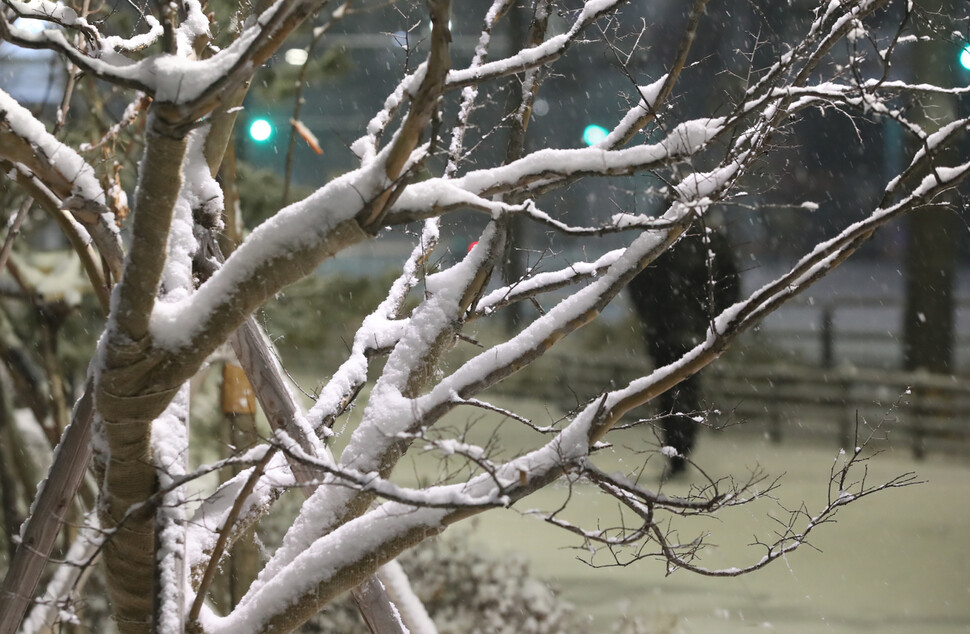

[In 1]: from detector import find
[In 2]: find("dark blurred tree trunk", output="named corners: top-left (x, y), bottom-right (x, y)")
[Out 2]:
top-left (903, 208), bottom-right (958, 372)
top-left (501, 2), bottom-right (549, 331)
top-left (902, 0), bottom-right (961, 373)
top-left (0, 381), bottom-right (24, 560)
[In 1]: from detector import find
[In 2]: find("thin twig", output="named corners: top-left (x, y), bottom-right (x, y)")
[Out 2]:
top-left (188, 446), bottom-right (277, 624)
top-left (0, 199), bottom-right (31, 275)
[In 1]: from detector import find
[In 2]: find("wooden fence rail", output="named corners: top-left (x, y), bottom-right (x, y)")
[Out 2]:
top-left (484, 352), bottom-right (970, 459)
top-left (706, 364), bottom-right (970, 459)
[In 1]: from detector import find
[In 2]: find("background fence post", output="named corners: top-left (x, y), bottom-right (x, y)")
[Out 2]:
top-left (821, 303), bottom-right (835, 369)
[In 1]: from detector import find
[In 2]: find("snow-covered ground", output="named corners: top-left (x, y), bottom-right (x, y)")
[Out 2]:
top-left (459, 419), bottom-right (970, 633)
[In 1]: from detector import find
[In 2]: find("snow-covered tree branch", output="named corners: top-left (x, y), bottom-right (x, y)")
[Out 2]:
top-left (1, 0), bottom-right (967, 631)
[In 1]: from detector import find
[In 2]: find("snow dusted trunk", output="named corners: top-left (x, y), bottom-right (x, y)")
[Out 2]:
top-left (95, 118), bottom-right (190, 631)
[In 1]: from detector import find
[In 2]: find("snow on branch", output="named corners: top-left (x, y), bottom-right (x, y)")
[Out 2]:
top-left (444, 0), bottom-right (517, 177)
top-left (383, 111), bottom-right (729, 225)
top-left (0, 88), bottom-right (107, 208)
top-left (445, 0), bottom-right (624, 90)
top-left (199, 500), bottom-right (450, 633)
top-left (254, 221), bottom-right (508, 589)
top-left (184, 450), bottom-right (293, 580)
top-left (1, 0), bottom-right (330, 119)
top-left (473, 249), bottom-right (626, 318)
top-left (270, 429), bottom-right (510, 510)
top-left (2, 0), bottom-right (102, 47)
top-left (148, 160), bottom-right (385, 356)
top-left (308, 219), bottom-right (439, 432)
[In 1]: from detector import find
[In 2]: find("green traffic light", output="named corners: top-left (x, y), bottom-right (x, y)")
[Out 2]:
top-left (582, 124), bottom-right (609, 146)
top-left (249, 118), bottom-right (273, 142)
top-left (960, 44), bottom-right (970, 71)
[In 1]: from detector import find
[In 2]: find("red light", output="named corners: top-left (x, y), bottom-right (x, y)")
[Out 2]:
top-left (467, 241), bottom-right (478, 252)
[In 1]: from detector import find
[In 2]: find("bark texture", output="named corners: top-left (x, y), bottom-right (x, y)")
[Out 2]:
top-left (97, 119), bottom-right (189, 632)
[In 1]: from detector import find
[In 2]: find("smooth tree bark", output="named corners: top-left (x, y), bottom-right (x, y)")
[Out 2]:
top-left (0, 0), bottom-right (967, 632)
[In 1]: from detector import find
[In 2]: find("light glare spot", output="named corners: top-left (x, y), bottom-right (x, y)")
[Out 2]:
top-left (284, 48), bottom-right (309, 66)
top-left (960, 44), bottom-right (970, 71)
top-left (249, 119), bottom-right (273, 142)
top-left (582, 124), bottom-right (609, 146)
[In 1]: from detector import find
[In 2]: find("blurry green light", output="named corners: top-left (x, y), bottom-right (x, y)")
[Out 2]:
top-left (582, 124), bottom-right (609, 146)
top-left (960, 44), bottom-right (970, 71)
top-left (249, 118), bottom-right (273, 142)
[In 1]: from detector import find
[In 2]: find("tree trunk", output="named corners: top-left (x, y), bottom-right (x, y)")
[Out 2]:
top-left (903, 207), bottom-right (958, 372)
top-left (97, 120), bottom-right (189, 632)
top-left (902, 0), bottom-right (961, 373)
